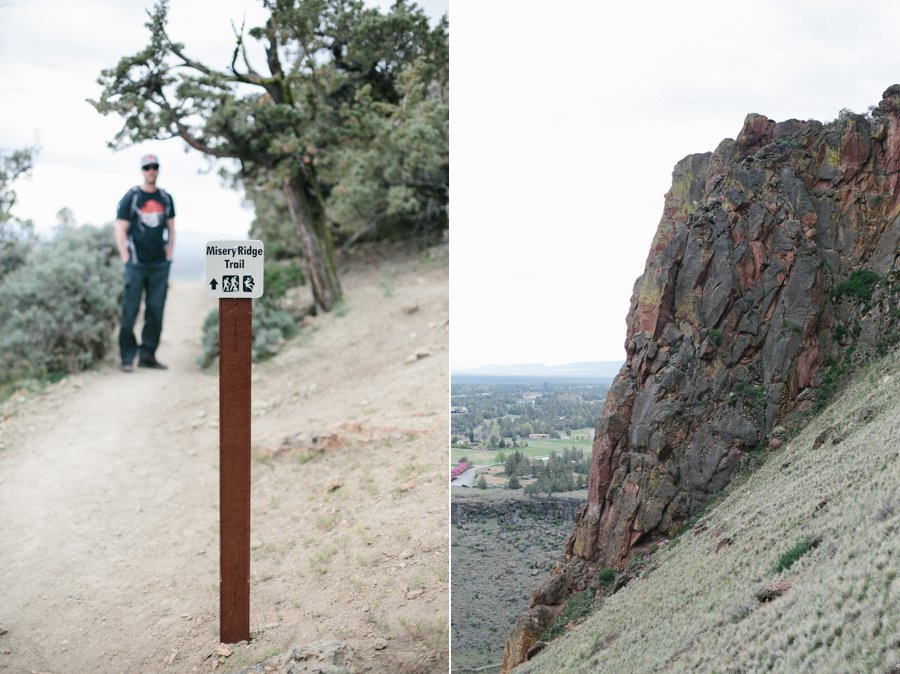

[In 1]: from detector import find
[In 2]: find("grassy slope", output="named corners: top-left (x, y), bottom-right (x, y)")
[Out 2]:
top-left (517, 350), bottom-right (900, 673)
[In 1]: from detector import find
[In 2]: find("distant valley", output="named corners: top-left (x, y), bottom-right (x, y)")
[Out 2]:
top-left (452, 361), bottom-right (623, 384)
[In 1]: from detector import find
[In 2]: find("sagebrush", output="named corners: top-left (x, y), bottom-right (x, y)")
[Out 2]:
top-left (0, 225), bottom-right (118, 383)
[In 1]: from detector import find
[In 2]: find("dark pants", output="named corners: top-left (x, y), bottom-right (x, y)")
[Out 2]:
top-left (119, 260), bottom-right (170, 364)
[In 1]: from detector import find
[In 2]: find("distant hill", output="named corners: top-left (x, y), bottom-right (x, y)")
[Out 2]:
top-left (452, 361), bottom-right (623, 382)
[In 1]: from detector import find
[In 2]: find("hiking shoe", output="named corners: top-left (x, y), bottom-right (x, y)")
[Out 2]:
top-left (138, 357), bottom-right (168, 370)
top-left (120, 362), bottom-right (134, 373)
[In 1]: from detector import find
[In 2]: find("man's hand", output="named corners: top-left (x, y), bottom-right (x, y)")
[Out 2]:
top-left (114, 218), bottom-right (131, 263)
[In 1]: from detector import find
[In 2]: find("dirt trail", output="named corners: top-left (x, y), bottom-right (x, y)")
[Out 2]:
top-left (0, 244), bottom-right (449, 673)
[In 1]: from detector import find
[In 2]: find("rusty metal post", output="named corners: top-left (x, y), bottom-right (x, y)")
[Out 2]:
top-left (219, 297), bottom-right (252, 643)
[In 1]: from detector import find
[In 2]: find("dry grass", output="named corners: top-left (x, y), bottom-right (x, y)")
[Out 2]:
top-left (517, 350), bottom-right (900, 673)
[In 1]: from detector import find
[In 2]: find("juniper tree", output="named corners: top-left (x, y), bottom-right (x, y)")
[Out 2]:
top-left (91, 0), bottom-right (447, 312)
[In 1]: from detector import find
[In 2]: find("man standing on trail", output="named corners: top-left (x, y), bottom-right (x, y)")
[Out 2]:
top-left (114, 153), bottom-right (175, 372)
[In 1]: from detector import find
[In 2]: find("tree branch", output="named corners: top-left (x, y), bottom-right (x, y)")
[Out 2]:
top-left (156, 98), bottom-right (238, 159)
top-left (230, 18), bottom-right (263, 81)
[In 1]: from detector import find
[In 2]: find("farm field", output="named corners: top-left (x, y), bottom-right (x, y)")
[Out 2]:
top-left (450, 429), bottom-right (593, 465)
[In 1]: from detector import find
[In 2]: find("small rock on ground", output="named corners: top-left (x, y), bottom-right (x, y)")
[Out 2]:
top-left (234, 641), bottom-right (353, 674)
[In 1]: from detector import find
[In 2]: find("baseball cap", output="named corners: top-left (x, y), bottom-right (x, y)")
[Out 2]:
top-left (140, 154), bottom-right (160, 169)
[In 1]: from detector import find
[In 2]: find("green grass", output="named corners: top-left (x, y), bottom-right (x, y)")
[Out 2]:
top-left (451, 432), bottom-right (592, 464)
top-left (775, 537), bottom-right (818, 573)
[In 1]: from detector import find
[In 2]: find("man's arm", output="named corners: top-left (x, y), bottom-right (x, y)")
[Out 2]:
top-left (114, 218), bottom-right (130, 262)
top-left (166, 218), bottom-right (175, 261)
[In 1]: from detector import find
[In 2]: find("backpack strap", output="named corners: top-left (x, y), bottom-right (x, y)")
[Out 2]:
top-left (126, 186), bottom-right (141, 233)
top-left (157, 188), bottom-right (173, 218)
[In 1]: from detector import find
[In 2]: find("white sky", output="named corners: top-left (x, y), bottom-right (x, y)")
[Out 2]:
top-left (3, 1), bottom-right (900, 370)
top-left (450, 0), bottom-right (900, 368)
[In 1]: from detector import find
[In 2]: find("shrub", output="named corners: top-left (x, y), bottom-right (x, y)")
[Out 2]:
top-left (252, 302), bottom-right (298, 361)
top-left (523, 482), bottom-right (540, 496)
top-left (507, 474), bottom-right (521, 489)
top-left (199, 300), bottom-right (299, 367)
top-left (834, 269), bottom-right (882, 301)
top-left (544, 590), bottom-right (595, 640)
top-left (816, 344), bottom-right (855, 409)
top-left (596, 567), bottom-right (616, 589)
top-left (733, 380), bottom-right (767, 414)
top-left (263, 258), bottom-right (304, 300)
top-left (0, 219), bottom-right (37, 282)
top-left (199, 309), bottom-right (220, 368)
top-left (475, 474), bottom-right (488, 489)
top-left (0, 225), bottom-right (118, 383)
top-left (775, 537), bottom-right (819, 573)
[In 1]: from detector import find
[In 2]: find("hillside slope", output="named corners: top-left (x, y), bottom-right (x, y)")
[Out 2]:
top-left (505, 85), bottom-right (900, 669)
top-left (0, 242), bottom-right (448, 674)
top-left (514, 347), bottom-right (899, 673)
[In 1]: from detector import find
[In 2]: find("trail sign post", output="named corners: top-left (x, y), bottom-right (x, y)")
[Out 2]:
top-left (205, 240), bottom-right (264, 643)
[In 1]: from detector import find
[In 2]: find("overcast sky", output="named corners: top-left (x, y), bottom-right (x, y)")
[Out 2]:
top-left (450, 0), bottom-right (900, 368)
top-left (3, 1), bottom-right (900, 370)
top-left (0, 0), bottom-right (448, 249)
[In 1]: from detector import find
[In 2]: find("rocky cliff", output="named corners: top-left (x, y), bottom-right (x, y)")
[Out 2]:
top-left (503, 85), bottom-right (900, 671)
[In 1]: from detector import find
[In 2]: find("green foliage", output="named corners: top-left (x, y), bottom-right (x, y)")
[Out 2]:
top-left (323, 59), bottom-right (448, 241)
top-left (450, 381), bottom-right (607, 446)
top-left (199, 309), bottom-right (220, 368)
top-left (0, 225), bottom-right (119, 383)
top-left (834, 269), bottom-right (882, 301)
top-left (504, 446), bottom-right (588, 495)
top-left (816, 344), bottom-right (856, 409)
top-left (544, 590), bottom-right (595, 641)
top-left (596, 567), bottom-right (616, 589)
top-left (506, 473), bottom-right (520, 490)
top-left (707, 328), bottom-right (723, 345)
top-left (252, 302), bottom-right (298, 361)
top-left (775, 537), bottom-right (818, 573)
top-left (198, 301), bottom-right (299, 368)
top-left (264, 259), bottom-right (305, 301)
top-left (504, 450), bottom-right (528, 477)
top-left (733, 380), bottom-right (767, 413)
top-left (783, 320), bottom-right (804, 335)
top-left (0, 146), bottom-right (39, 281)
top-left (0, 146), bottom-right (35, 218)
top-left (475, 474), bottom-right (488, 489)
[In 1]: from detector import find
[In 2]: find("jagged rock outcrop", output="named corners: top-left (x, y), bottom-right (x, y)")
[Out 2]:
top-left (502, 86), bottom-right (900, 672)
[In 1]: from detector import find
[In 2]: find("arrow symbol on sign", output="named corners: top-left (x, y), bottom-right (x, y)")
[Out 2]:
top-left (210, 278), bottom-right (219, 290)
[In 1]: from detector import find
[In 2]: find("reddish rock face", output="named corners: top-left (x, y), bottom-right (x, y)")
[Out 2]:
top-left (503, 86), bottom-right (900, 671)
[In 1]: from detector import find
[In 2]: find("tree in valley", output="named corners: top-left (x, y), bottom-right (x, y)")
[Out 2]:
top-left (91, 0), bottom-right (448, 313)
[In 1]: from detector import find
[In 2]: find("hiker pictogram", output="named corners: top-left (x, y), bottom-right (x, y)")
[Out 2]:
top-left (222, 275), bottom-right (240, 292)
top-left (242, 276), bottom-right (255, 293)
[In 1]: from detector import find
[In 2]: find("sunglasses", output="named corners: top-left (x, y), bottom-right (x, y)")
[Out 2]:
top-left (142, 164), bottom-right (160, 171)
